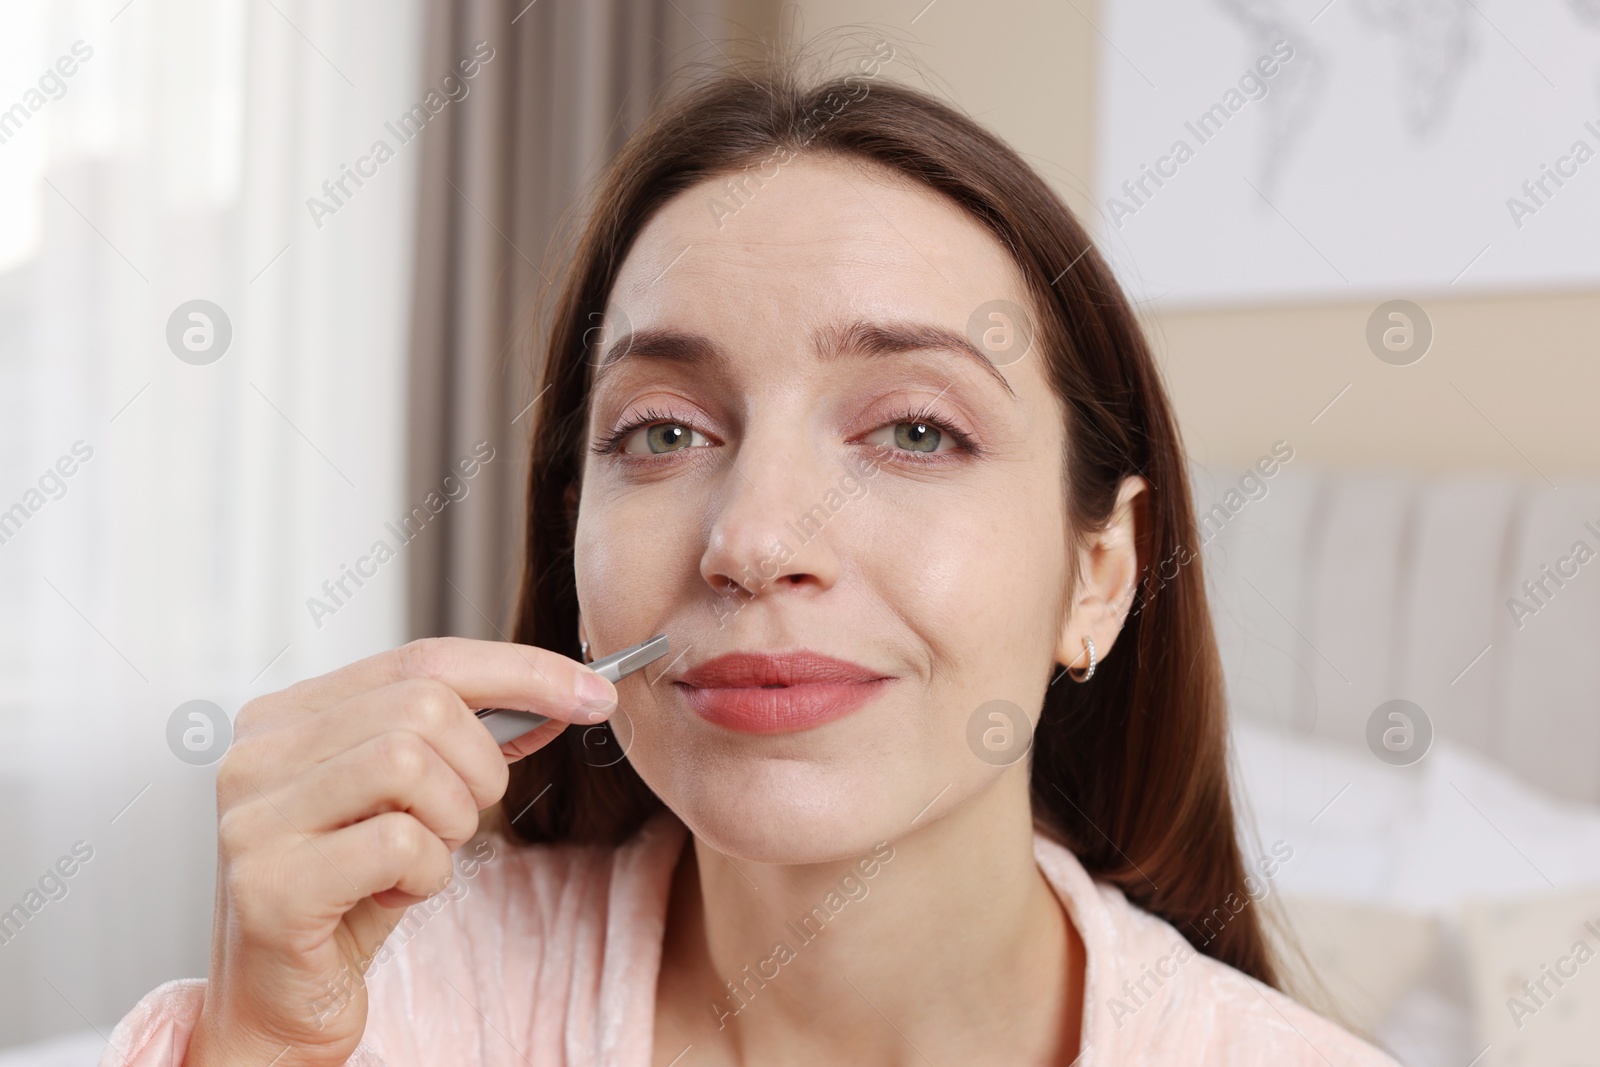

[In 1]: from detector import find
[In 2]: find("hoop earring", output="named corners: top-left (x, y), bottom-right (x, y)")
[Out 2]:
top-left (1067, 636), bottom-right (1096, 683)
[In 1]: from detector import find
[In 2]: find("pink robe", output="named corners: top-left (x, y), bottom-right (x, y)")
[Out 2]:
top-left (100, 809), bottom-right (1398, 1065)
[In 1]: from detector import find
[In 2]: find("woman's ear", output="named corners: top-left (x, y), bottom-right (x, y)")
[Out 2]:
top-left (1056, 475), bottom-right (1147, 673)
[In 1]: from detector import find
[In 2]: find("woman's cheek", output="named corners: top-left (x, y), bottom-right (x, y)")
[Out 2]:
top-left (854, 492), bottom-right (986, 639)
top-left (575, 499), bottom-right (662, 636)
top-left (880, 484), bottom-right (1057, 658)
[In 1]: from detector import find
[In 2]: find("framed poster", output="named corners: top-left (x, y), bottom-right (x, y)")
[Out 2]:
top-left (1094, 0), bottom-right (1600, 307)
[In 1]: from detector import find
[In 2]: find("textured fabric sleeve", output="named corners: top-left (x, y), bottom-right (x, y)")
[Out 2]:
top-left (354, 833), bottom-right (612, 1067)
top-left (96, 977), bottom-right (392, 1067)
top-left (98, 817), bottom-right (686, 1067)
top-left (354, 817), bottom-right (686, 1067)
top-left (96, 979), bottom-right (205, 1067)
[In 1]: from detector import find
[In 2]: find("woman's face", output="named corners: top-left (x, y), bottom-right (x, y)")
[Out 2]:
top-left (574, 153), bottom-right (1076, 863)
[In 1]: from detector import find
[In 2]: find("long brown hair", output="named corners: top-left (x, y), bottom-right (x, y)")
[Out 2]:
top-left (503, 54), bottom-right (1279, 989)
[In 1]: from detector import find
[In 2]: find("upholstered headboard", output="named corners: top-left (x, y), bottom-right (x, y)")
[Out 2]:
top-left (1193, 460), bottom-right (1600, 803)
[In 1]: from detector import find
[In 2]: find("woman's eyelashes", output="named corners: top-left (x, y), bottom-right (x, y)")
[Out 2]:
top-left (626, 422), bottom-right (710, 455)
top-left (593, 406), bottom-right (714, 456)
top-left (592, 404), bottom-right (981, 462)
top-left (859, 410), bottom-right (973, 458)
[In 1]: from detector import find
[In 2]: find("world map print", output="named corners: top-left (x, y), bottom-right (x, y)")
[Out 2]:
top-left (1095, 0), bottom-right (1600, 306)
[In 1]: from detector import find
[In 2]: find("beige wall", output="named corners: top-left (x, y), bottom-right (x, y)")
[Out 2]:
top-left (758, 0), bottom-right (1600, 480)
top-left (1152, 289), bottom-right (1600, 480)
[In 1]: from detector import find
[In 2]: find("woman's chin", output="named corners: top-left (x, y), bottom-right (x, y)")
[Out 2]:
top-left (681, 814), bottom-right (887, 865)
top-left (655, 768), bottom-right (910, 865)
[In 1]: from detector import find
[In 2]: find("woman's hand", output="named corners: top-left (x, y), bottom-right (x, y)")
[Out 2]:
top-left (184, 637), bottom-right (617, 1067)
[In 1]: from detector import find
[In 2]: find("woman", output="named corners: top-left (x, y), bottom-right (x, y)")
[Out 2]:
top-left (104, 56), bottom-right (1399, 1067)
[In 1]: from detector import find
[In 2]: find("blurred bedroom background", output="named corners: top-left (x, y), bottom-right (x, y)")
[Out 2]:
top-left (1, 1), bottom-right (1596, 1064)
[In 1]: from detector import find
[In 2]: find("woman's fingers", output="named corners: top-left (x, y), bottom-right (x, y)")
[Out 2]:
top-left (303, 812), bottom-right (457, 915)
top-left (262, 731), bottom-right (483, 850)
top-left (497, 716), bottom-right (569, 761)
top-left (226, 678), bottom-right (508, 810)
top-left (275, 636), bottom-right (618, 723)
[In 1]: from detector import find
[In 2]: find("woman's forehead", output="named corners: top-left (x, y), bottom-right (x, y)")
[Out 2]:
top-left (610, 154), bottom-right (1033, 332)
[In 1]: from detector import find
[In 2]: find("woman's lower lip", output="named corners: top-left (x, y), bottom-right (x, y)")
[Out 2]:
top-left (678, 679), bottom-right (893, 734)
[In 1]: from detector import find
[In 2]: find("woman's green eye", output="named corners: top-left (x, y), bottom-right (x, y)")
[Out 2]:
top-left (861, 419), bottom-right (956, 455)
top-left (647, 424), bottom-right (688, 453)
top-left (621, 421), bottom-right (709, 455)
top-left (893, 421), bottom-right (942, 453)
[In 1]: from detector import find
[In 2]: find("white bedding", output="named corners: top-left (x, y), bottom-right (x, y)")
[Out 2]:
top-left (1232, 717), bottom-right (1600, 1065)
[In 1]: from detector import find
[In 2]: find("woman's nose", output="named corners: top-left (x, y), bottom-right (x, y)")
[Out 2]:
top-left (698, 441), bottom-right (847, 603)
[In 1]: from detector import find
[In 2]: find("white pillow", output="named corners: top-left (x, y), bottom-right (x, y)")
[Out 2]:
top-left (1231, 717), bottom-right (1600, 909)
top-left (1460, 887), bottom-right (1600, 1067)
top-left (1270, 893), bottom-right (1439, 1037)
top-left (1231, 717), bottom-right (1600, 1065)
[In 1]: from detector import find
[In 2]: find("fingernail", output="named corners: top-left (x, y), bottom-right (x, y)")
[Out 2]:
top-left (575, 669), bottom-right (617, 711)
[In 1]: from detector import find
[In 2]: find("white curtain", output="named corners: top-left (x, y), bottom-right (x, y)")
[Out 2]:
top-left (0, 0), bottom-right (423, 1048)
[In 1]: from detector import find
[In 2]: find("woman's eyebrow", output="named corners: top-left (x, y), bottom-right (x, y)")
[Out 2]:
top-left (815, 319), bottom-right (1018, 398)
top-left (596, 328), bottom-right (717, 379)
top-left (595, 318), bottom-right (1019, 399)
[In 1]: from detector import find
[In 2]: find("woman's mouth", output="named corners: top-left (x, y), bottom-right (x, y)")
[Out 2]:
top-left (675, 651), bottom-right (894, 734)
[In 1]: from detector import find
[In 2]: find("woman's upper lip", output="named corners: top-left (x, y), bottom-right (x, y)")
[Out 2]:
top-left (678, 651), bottom-right (888, 688)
